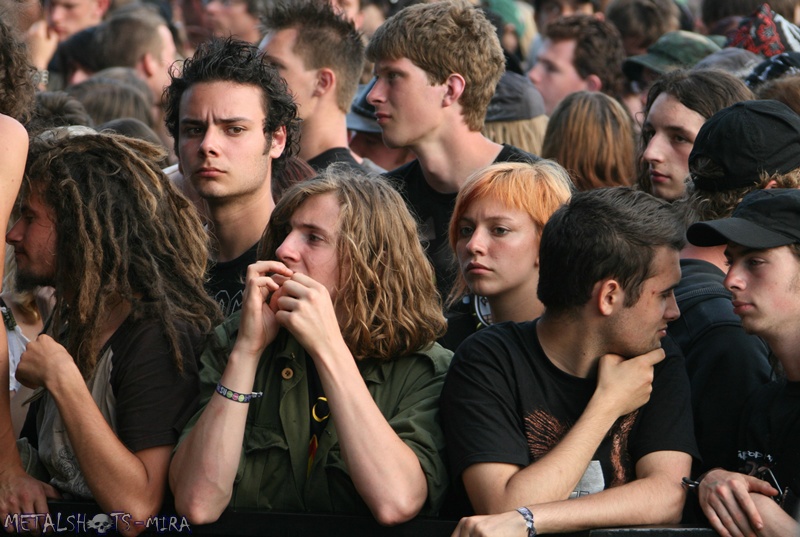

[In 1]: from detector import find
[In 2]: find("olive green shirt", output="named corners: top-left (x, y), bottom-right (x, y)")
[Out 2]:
top-left (180, 312), bottom-right (452, 516)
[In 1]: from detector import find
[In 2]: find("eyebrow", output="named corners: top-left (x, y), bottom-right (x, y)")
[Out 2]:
top-left (180, 116), bottom-right (254, 124)
top-left (293, 222), bottom-right (333, 237)
top-left (642, 120), bottom-right (695, 138)
top-left (724, 246), bottom-right (763, 260)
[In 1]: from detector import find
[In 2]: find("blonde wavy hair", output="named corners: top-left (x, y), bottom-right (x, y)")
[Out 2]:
top-left (258, 167), bottom-right (446, 361)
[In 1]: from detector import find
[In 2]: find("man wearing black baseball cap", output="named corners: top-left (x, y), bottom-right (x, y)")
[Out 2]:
top-left (686, 188), bottom-right (800, 537)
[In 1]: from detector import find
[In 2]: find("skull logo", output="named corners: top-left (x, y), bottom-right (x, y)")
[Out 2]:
top-left (87, 514), bottom-right (114, 534)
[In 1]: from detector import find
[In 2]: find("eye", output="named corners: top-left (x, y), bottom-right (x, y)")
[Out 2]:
top-left (227, 126), bottom-right (245, 135)
top-left (459, 225), bottom-right (474, 238)
top-left (182, 126), bottom-right (203, 137)
top-left (492, 227), bottom-right (510, 236)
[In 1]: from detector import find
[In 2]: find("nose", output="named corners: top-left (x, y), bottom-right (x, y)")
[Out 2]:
top-left (205, 0), bottom-right (223, 13)
top-left (198, 128), bottom-right (220, 156)
top-left (275, 231), bottom-right (299, 265)
top-left (366, 78), bottom-right (384, 106)
top-left (664, 292), bottom-right (680, 322)
top-left (6, 218), bottom-right (23, 246)
top-left (465, 227), bottom-right (487, 255)
top-left (723, 263), bottom-right (744, 292)
top-left (642, 133), bottom-right (664, 165)
top-left (527, 64), bottom-right (541, 86)
top-left (48, 5), bottom-right (64, 24)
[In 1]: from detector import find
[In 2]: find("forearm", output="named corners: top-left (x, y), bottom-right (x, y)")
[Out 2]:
top-left (50, 368), bottom-right (167, 520)
top-left (314, 340), bottom-right (427, 526)
top-left (530, 469), bottom-right (686, 533)
top-left (0, 342), bottom-right (19, 464)
top-left (170, 347), bottom-right (259, 524)
top-left (473, 396), bottom-right (625, 513)
top-left (748, 492), bottom-right (797, 537)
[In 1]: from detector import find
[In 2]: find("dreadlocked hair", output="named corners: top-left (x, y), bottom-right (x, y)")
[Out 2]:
top-left (258, 166), bottom-right (446, 362)
top-left (23, 131), bottom-right (222, 379)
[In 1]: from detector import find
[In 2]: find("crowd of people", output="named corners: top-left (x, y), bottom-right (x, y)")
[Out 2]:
top-left (0, 0), bottom-right (799, 536)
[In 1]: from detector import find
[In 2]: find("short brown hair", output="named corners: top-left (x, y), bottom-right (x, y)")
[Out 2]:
top-left (545, 15), bottom-right (626, 101)
top-left (542, 91), bottom-right (635, 190)
top-left (264, 0), bottom-right (364, 114)
top-left (756, 75), bottom-right (800, 116)
top-left (95, 6), bottom-right (166, 70)
top-left (606, 0), bottom-right (680, 53)
top-left (366, 0), bottom-right (505, 131)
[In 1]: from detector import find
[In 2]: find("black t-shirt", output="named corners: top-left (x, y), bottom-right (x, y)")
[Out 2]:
top-left (441, 320), bottom-right (699, 492)
top-left (737, 378), bottom-right (800, 513)
top-left (205, 243), bottom-right (259, 318)
top-left (385, 144), bottom-right (539, 303)
top-left (306, 147), bottom-right (365, 173)
top-left (22, 317), bottom-right (201, 454)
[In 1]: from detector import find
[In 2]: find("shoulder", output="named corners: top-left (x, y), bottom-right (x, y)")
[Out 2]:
top-left (456, 321), bottom-right (534, 357)
top-left (495, 144), bottom-right (540, 164)
top-left (366, 342), bottom-right (453, 383)
top-left (0, 114), bottom-right (26, 142)
top-left (383, 159), bottom-right (420, 179)
top-left (108, 317), bottom-right (202, 370)
top-left (0, 115), bottom-right (27, 171)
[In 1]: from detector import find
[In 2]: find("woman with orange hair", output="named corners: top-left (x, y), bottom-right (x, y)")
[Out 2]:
top-left (448, 160), bottom-right (572, 327)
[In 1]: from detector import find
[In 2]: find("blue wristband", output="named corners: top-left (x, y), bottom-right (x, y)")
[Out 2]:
top-left (515, 506), bottom-right (536, 537)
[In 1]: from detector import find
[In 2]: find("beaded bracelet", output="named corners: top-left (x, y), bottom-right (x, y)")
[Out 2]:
top-left (215, 382), bottom-right (263, 403)
top-left (515, 506), bottom-right (536, 537)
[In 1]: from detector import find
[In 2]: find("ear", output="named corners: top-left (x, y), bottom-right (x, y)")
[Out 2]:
top-left (313, 68), bottom-right (335, 98)
top-left (585, 74), bottom-right (602, 92)
top-left (141, 52), bottom-right (157, 78)
top-left (595, 278), bottom-right (623, 317)
top-left (95, 0), bottom-right (110, 16)
top-left (764, 179), bottom-right (779, 189)
top-left (269, 124), bottom-right (287, 159)
top-left (442, 73), bottom-right (466, 108)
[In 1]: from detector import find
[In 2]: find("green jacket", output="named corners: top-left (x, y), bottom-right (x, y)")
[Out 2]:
top-left (180, 312), bottom-right (452, 516)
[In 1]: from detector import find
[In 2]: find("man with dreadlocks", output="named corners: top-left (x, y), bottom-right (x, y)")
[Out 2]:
top-left (0, 130), bottom-right (220, 534)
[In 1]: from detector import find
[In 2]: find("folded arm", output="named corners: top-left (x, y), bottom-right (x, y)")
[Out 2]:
top-left (464, 350), bottom-right (666, 513)
top-left (454, 450), bottom-right (691, 536)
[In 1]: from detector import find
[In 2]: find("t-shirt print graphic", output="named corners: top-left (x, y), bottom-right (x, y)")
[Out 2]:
top-left (524, 408), bottom-right (639, 496)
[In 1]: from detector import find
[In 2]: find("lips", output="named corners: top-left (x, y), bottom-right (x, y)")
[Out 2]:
top-left (196, 166), bottom-right (224, 178)
top-left (731, 300), bottom-right (754, 315)
top-left (650, 171), bottom-right (670, 184)
top-left (465, 262), bottom-right (491, 274)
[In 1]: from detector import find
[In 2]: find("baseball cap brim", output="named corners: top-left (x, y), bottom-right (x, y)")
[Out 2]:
top-left (623, 54), bottom-right (673, 80)
top-left (687, 217), bottom-right (797, 248)
top-left (346, 110), bottom-right (381, 134)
